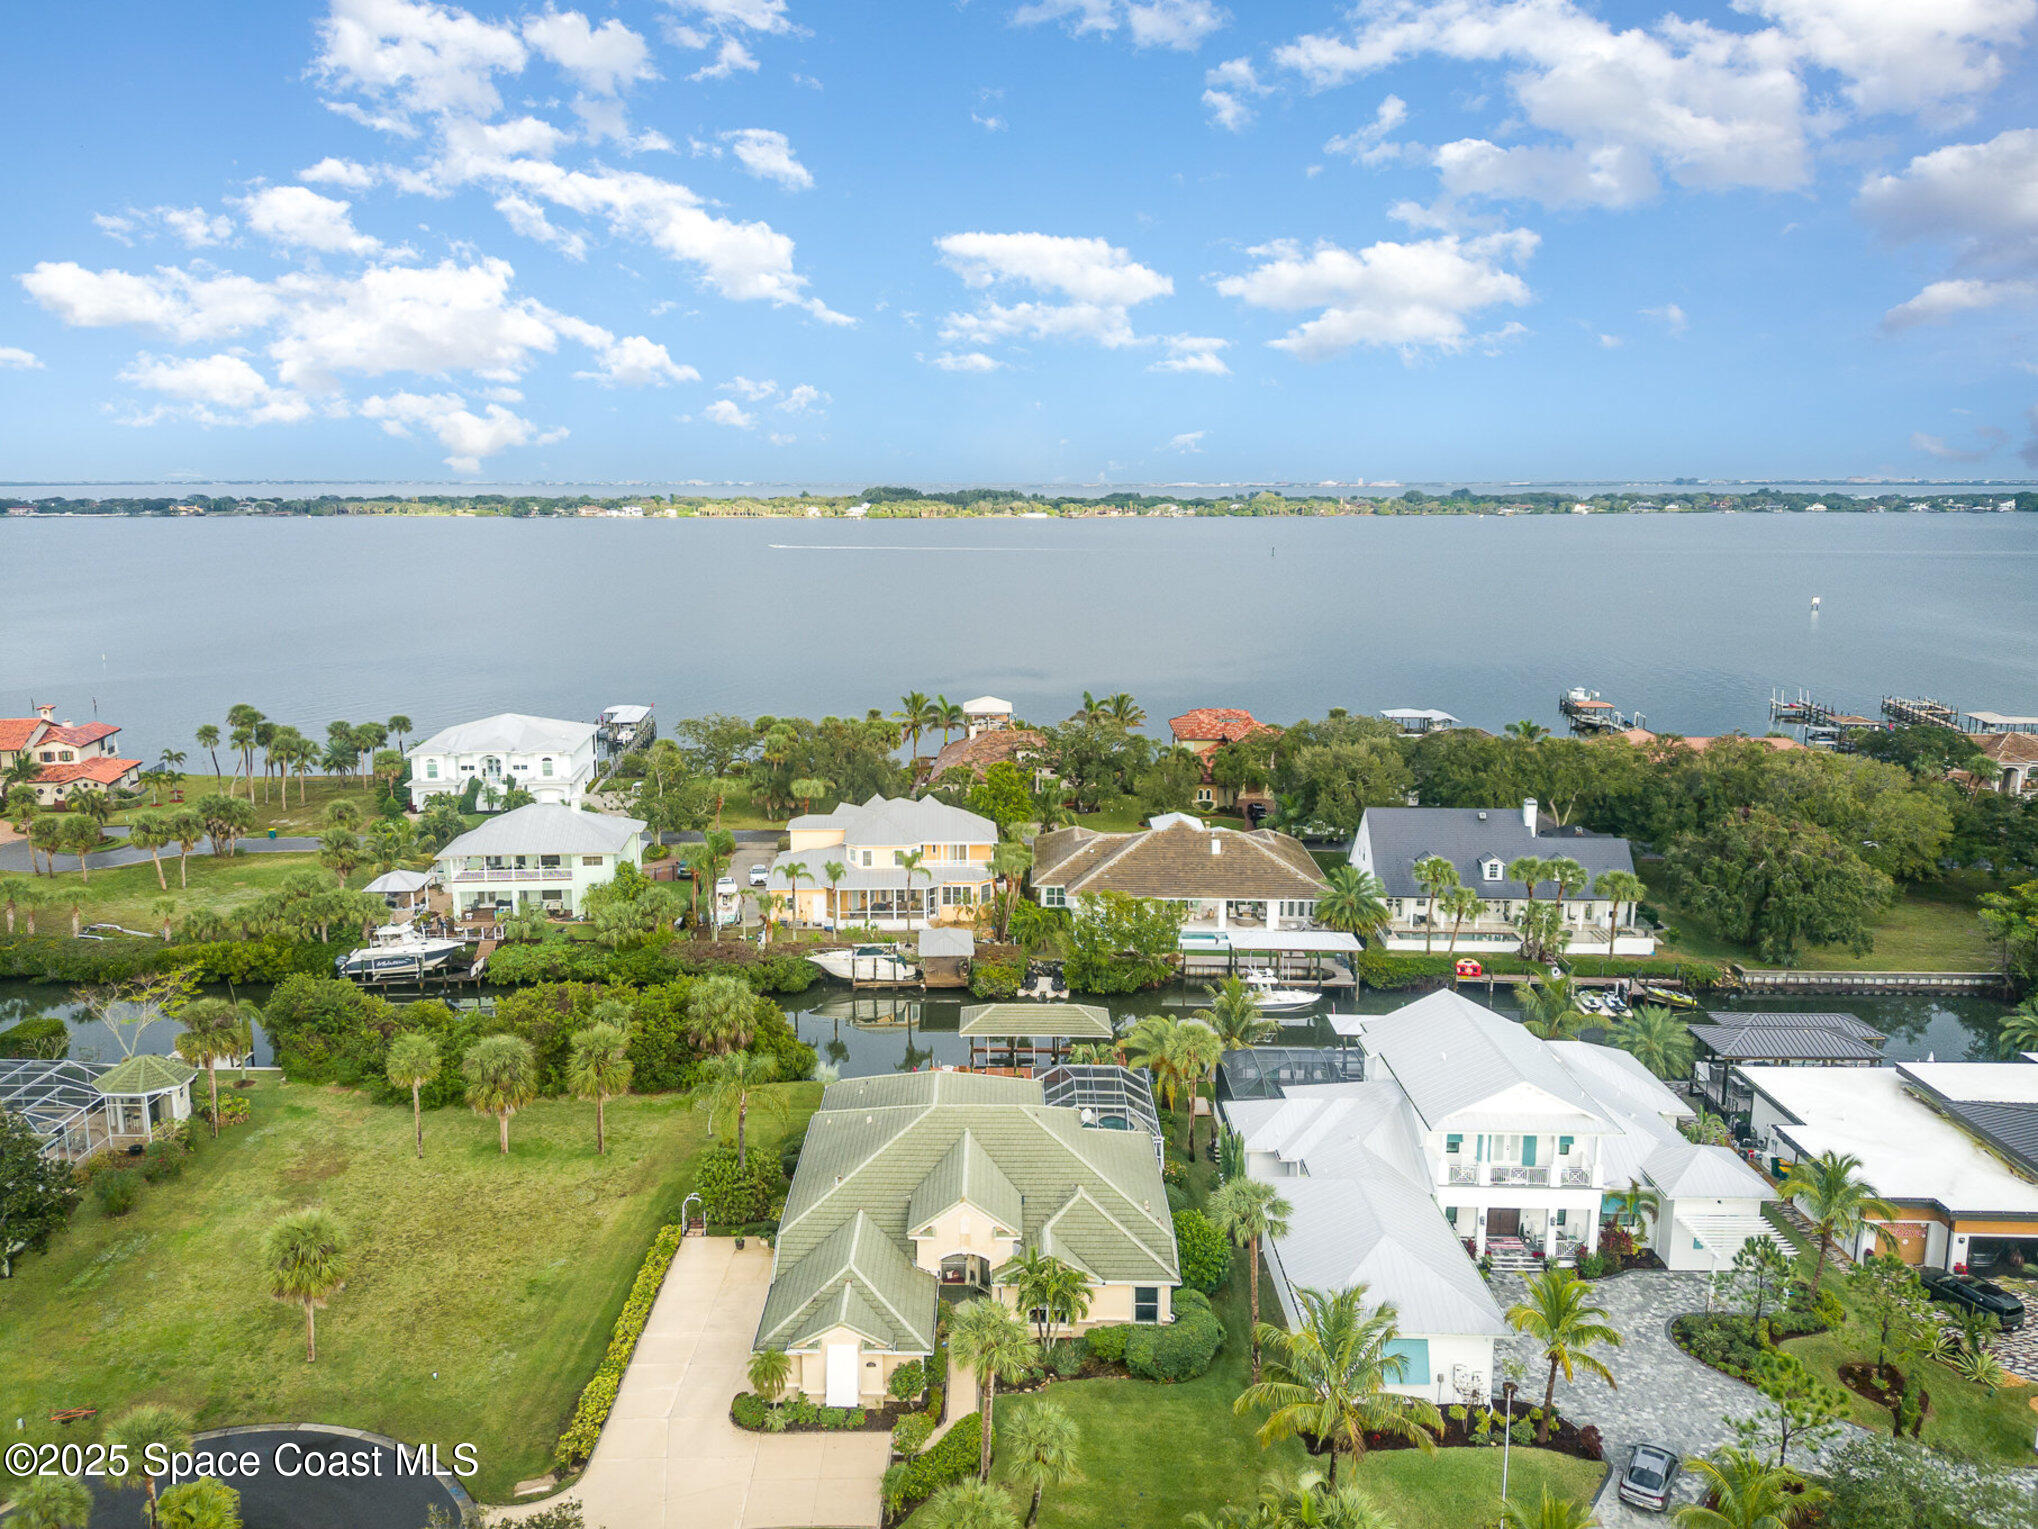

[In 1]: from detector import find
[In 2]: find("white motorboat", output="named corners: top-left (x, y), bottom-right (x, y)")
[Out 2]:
top-left (1241, 969), bottom-right (1321, 1015)
top-left (335, 924), bottom-right (469, 981)
top-left (810, 944), bottom-right (918, 983)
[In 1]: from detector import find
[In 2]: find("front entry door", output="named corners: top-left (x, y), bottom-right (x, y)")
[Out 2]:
top-left (825, 1343), bottom-right (859, 1407)
top-left (1488, 1208), bottom-right (1521, 1238)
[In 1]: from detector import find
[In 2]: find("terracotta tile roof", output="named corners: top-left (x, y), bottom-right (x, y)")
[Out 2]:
top-left (924, 728), bottom-right (1046, 781)
top-left (45, 721), bottom-right (118, 747)
top-left (1033, 819), bottom-right (1328, 901)
top-left (38, 757), bottom-right (140, 786)
top-left (1977, 733), bottom-right (2038, 768)
top-left (0, 719), bottom-right (45, 752)
top-left (1168, 708), bottom-right (1272, 745)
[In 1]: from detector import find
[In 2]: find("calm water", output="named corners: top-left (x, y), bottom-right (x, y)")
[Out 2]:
top-left (7, 514), bottom-right (2038, 753)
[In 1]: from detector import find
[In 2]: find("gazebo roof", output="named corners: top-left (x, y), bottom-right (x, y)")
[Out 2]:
top-left (93, 1053), bottom-right (197, 1097)
top-left (958, 1003), bottom-right (1114, 1040)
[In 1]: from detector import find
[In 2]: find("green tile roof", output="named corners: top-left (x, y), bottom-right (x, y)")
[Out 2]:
top-left (755, 1211), bottom-right (939, 1354)
top-left (92, 1054), bottom-right (197, 1096)
top-left (958, 1003), bottom-right (1114, 1040)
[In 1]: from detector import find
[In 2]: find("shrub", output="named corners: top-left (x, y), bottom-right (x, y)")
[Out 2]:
top-left (891, 1413), bottom-right (935, 1456)
top-left (1084, 1324), bottom-right (1132, 1364)
top-left (696, 1145), bottom-right (778, 1225)
top-left (887, 1358), bottom-right (927, 1401)
top-left (1173, 1208), bottom-right (1231, 1294)
top-left (554, 1225), bottom-right (684, 1469)
top-left (140, 1138), bottom-right (184, 1184)
top-left (886, 1411), bottom-right (980, 1513)
top-left (93, 1168), bottom-right (141, 1216)
top-left (1125, 1295), bottom-right (1224, 1382)
top-left (968, 959), bottom-right (1021, 1000)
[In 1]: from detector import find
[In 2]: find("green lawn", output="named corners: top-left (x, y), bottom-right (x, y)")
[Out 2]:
top-left (0, 1076), bottom-right (818, 1502)
top-left (7, 851), bottom-right (357, 934)
top-left (1639, 863), bottom-right (2000, 971)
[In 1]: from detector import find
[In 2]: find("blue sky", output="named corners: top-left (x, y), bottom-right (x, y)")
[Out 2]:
top-left (2, 0), bottom-right (2035, 484)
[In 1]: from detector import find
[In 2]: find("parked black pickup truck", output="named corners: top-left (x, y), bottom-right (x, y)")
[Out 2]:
top-left (1920, 1267), bottom-right (2026, 1331)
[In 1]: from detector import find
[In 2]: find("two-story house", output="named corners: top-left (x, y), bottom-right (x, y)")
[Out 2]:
top-left (406, 714), bottom-right (598, 810)
top-left (1031, 815), bottom-right (1327, 933)
top-left (759, 1071), bottom-right (1179, 1404)
top-left (1348, 799), bottom-right (1655, 955)
top-left (766, 795), bottom-right (997, 930)
top-left (0, 704), bottom-right (142, 805)
top-left (432, 803), bottom-right (645, 917)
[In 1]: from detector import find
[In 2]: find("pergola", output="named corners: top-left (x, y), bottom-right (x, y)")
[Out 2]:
top-left (957, 1002), bottom-right (1114, 1073)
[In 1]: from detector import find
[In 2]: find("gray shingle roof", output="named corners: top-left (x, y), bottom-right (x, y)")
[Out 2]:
top-left (437, 802), bottom-right (644, 858)
top-left (1350, 990), bottom-right (1609, 1132)
top-left (1353, 806), bottom-right (1636, 900)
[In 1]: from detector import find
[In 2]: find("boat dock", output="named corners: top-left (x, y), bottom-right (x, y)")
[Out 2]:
top-left (1558, 688), bottom-right (1642, 733)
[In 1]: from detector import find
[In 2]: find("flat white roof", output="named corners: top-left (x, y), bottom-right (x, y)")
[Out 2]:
top-left (1743, 1064), bottom-right (2038, 1215)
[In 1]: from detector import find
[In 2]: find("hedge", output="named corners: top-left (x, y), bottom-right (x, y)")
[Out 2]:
top-left (881, 1411), bottom-right (981, 1516)
top-left (554, 1224), bottom-right (685, 1470)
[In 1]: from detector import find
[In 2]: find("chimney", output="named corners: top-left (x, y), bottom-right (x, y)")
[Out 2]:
top-left (1522, 798), bottom-right (1538, 836)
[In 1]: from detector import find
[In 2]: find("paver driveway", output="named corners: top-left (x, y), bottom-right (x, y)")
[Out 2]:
top-left (505, 1238), bottom-right (889, 1529)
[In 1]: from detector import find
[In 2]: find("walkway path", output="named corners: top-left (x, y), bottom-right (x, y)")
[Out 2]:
top-left (501, 1238), bottom-right (888, 1529)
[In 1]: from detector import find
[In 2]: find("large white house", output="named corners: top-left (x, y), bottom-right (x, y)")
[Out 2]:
top-left (1225, 991), bottom-right (1780, 1398)
top-left (407, 714), bottom-right (598, 810)
top-left (432, 803), bottom-right (646, 917)
top-left (765, 795), bottom-right (997, 930)
top-left (1348, 799), bottom-right (1655, 955)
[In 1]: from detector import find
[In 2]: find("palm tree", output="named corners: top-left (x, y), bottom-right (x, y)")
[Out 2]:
top-left (1518, 976), bottom-right (1588, 1040)
top-left (1592, 869), bottom-right (1645, 971)
top-left (104, 1403), bottom-right (192, 1528)
top-left (462, 1033), bottom-right (538, 1154)
top-left (747, 1346), bottom-right (792, 1403)
top-left (265, 1207), bottom-right (347, 1362)
top-left (896, 691), bottom-right (934, 762)
top-left (1505, 719), bottom-right (1550, 742)
top-left (1610, 1005), bottom-right (1693, 1079)
top-left (1208, 1176), bottom-right (1292, 1381)
top-left (6, 1473), bottom-right (94, 1529)
top-left (1194, 975), bottom-right (1274, 1049)
top-left (195, 724), bottom-right (224, 787)
top-left (948, 1297), bottom-right (1039, 1481)
top-left (386, 1032), bottom-right (440, 1158)
top-left (1439, 885), bottom-right (1487, 953)
top-left (1410, 854), bottom-right (1459, 954)
top-left (1505, 1267), bottom-right (1623, 1442)
top-left (1002, 1400), bottom-right (1081, 1527)
top-left (991, 839), bottom-right (1032, 941)
top-left (1007, 1249), bottom-right (1092, 1350)
top-left (1674, 1446), bottom-right (1821, 1529)
top-left (922, 1480), bottom-right (1022, 1529)
top-left (125, 813), bottom-right (172, 891)
top-left (1504, 1488), bottom-right (1600, 1529)
top-left (1995, 997), bottom-right (2038, 1058)
top-left (567, 1020), bottom-right (633, 1155)
top-left (688, 1049), bottom-right (785, 1172)
top-left (174, 997), bottom-right (251, 1138)
top-left (1233, 1284), bottom-right (1443, 1482)
top-left (1778, 1150), bottom-right (1898, 1299)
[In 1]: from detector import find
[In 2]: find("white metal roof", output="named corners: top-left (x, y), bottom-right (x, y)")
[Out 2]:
top-left (436, 803), bottom-right (645, 859)
top-left (409, 713), bottom-right (596, 757)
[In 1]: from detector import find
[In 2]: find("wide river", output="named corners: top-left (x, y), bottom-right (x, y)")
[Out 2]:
top-left (7, 512), bottom-right (2038, 749)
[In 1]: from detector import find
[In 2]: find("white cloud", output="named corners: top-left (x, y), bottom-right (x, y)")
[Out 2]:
top-left (1325, 96), bottom-right (1409, 165)
top-left (360, 388), bottom-right (565, 470)
top-left (777, 382), bottom-right (827, 412)
top-left (936, 231), bottom-right (1175, 354)
top-left (237, 186), bottom-right (382, 255)
top-left (721, 128), bottom-right (812, 190)
top-left (522, 9), bottom-right (655, 94)
top-left (572, 333), bottom-right (697, 387)
top-left (1215, 228), bottom-right (1538, 360)
top-left (301, 156), bottom-right (380, 190)
top-left (1014, 0), bottom-right (1227, 50)
top-left (1202, 55), bottom-right (1266, 130)
top-left (1642, 301), bottom-right (1689, 334)
top-left (929, 350), bottom-right (1002, 372)
top-left (312, 0), bottom-right (528, 124)
top-left (1859, 129), bottom-right (2038, 326)
top-left (0, 346), bottom-right (43, 369)
top-left (702, 397), bottom-right (755, 428)
top-left (1166, 428), bottom-right (1206, 451)
top-left (1149, 334), bottom-right (1230, 375)
top-left (118, 352), bottom-right (313, 425)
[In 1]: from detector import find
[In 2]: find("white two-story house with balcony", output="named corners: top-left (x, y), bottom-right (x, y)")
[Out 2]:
top-left (765, 794), bottom-right (997, 930)
top-left (432, 803), bottom-right (646, 917)
top-left (407, 713), bottom-right (598, 810)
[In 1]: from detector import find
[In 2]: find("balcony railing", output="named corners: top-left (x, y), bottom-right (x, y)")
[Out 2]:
top-left (452, 866), bottom-right (573, 883)
top-left (1490, 1164), bottom-right (1551, 1186)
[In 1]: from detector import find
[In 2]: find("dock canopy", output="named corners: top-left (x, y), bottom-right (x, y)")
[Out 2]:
top-left (959, 1003), bottom-right (1114, 1040)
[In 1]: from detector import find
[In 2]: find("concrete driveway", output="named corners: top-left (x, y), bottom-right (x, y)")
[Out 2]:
top-left (506, 1238), bottom-right (888, 1529)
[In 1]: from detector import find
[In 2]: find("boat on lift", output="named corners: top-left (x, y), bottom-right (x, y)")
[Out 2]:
top-left (809, 944), bottom-right (918, 983)
top-left (1240, 968), bottom-right (1322, 1015)
top-left (335, 924), bottom-right (470, 982)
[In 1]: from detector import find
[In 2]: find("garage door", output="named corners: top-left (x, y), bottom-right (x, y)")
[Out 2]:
top-left (826, 1343), bottom-right (859, 1407)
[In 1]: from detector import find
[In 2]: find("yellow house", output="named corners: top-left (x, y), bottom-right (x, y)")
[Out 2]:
top-left (756, 1072), bottom-right (1181, 1404)
top-left (767, 794), bottom-right (997, 930)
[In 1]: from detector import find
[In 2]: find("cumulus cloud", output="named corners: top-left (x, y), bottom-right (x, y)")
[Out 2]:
top-left (1215, 228), bottom-right (1538, 360)
top-left (0, 346), bottom-right (43, 369)
top-left (118, 352), bottom-right (313, 425)
top-left (1014, 0), bottom-right (1228, 50)
top-left (721, 128), bottom-right (812, 190)
top-left (702, 397), bottom-right (755, 428)
top-left (360, 388), bottom-right (565, 471)
top-left (1859, 128), bottom-right (2038, 327)
top-left (237, 186), bottom-right (382, 255)
top-left (1202, 56), bottom-right (1266, 130)
top-left (522, 8), bottom-right (654, 94)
